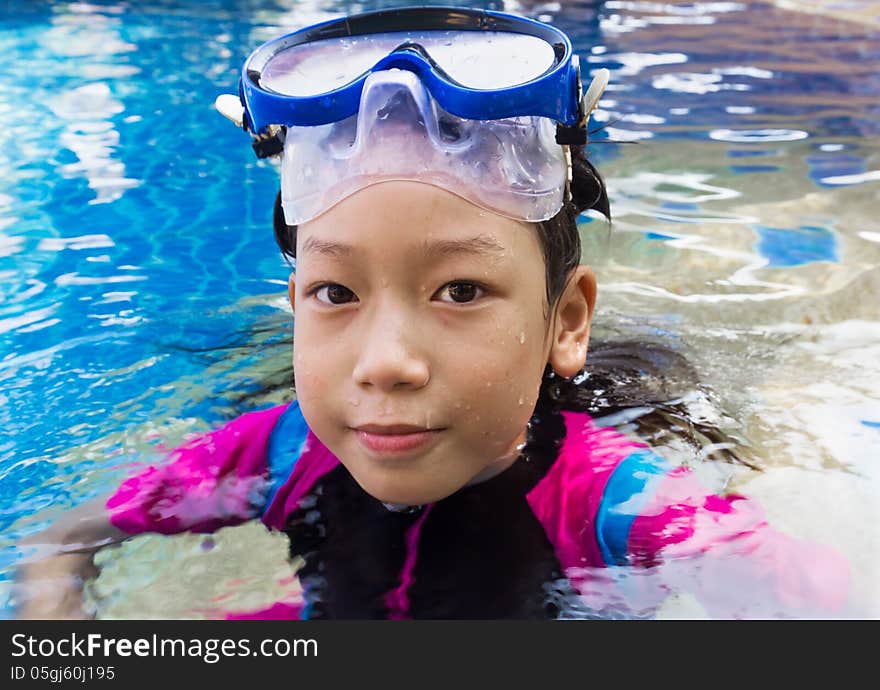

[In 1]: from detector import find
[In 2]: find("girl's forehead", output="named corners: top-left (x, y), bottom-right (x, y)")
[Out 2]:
top-left (298, 181), bottom-right (540, 259)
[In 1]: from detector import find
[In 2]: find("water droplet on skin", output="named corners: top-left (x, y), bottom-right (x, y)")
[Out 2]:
top-left (519, 332), bottom-right (526, 344)
top-left (349, 399), bottom-right (360, 407)
top-left (518, 396), bottom-right (524, 406)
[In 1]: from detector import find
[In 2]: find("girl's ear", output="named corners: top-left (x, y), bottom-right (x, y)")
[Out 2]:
top-left (288, 273), bottom-right (297, 314)
top-left (548, 266), bottom-right (597, 378)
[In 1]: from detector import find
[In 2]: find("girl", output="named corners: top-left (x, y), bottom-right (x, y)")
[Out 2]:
top-left (15, 6), bottom-right (848, 620)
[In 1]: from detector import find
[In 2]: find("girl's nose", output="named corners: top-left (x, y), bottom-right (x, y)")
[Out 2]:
top-left (352, 314), bottom-right (430, 392)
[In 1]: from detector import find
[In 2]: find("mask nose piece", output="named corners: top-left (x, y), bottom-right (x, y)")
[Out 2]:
top-left (376, 88), bottom-right (425, 127)
top-left (355, 69), bottom-right (440, 144)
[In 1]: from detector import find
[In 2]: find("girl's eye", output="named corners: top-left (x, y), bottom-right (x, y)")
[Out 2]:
top-left (314, 284), bottom-right (357, 305)
top-left (435, 281), bottom-right (486, 304)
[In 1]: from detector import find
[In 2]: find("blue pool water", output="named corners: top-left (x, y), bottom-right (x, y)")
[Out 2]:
top-left (2, 0), bottom-right (878, 618)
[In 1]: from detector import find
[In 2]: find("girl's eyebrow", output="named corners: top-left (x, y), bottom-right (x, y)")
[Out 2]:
top-left (301, 236), bottom-right (354, 259)
top-left (301, 235), bottom-right (507, 260)
top-left (422, 235), bottom-right (507, 260)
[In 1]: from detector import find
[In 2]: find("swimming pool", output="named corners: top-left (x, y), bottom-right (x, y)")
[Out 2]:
top-left (1, 0), bottom-right (877, 618)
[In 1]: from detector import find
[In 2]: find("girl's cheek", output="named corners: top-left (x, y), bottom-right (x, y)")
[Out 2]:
top-left (293, 350), bottom-right (325, 393)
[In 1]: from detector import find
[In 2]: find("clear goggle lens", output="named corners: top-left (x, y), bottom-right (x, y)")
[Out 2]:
top-left (260, 30), bottom-right (557, 96)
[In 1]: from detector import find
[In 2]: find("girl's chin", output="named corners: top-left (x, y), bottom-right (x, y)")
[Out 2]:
top-left (357, 476), bottom-right (463, 507)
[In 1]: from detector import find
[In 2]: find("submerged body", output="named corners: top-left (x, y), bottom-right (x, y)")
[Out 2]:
top-left (106, 401), bottom-right (848, 619)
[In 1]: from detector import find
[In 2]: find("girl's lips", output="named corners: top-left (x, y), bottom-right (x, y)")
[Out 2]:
top-left (354, 427), bottom-right (442, 454)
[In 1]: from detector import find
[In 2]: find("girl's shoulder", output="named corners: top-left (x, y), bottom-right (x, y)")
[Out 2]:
top-left (528, 408), bottom-right (680, 570)
top-left (260, 402), bottom-right (341, 531)
top-left (106, 402), bottom-right (292, 535)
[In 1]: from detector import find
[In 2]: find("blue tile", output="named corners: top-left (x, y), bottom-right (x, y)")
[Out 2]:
top-left (755, 225), bottom-right (839, 266)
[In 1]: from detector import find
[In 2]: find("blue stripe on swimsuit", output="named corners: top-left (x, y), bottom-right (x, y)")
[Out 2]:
top-left (263, 400), bottom-right (310, 512)
top-left (594, 450), bottom-right (672, 566)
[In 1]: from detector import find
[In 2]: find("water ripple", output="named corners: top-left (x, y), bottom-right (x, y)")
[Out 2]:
top-left (709, 128), bottom-right (810, 142)
top-left (820, 170), bottom-right (880, 186)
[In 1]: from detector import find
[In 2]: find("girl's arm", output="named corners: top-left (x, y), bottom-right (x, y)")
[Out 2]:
top-left (14, 496), bottom-right (127, 620)
top-left (14, 403), bottom-right (294, 619)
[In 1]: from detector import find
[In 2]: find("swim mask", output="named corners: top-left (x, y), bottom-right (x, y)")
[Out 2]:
top-left (216, 6), bottom-right (609, 225)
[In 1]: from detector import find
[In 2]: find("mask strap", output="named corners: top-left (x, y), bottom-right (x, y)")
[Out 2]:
top-left (555, 67), bottom-right (610, 145)
top-left (215, 93), bottom-right (245, 128)
top-left (578, 68), bottom-right (609, 129)
top-left (215, 94), bottom-right (285, 158)
top-left (563, 144), bottom-right (573, 204)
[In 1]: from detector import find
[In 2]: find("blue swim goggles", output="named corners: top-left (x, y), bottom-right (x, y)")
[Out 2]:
top-left (238, 5), bottom-right (591, 145)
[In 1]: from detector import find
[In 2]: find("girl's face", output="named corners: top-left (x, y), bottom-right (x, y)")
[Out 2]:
top-left (290, 181), bottom-right (594, 506)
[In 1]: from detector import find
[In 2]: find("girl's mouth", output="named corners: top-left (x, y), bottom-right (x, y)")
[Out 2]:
top-left (352, 424), bottom-right (443, 455)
